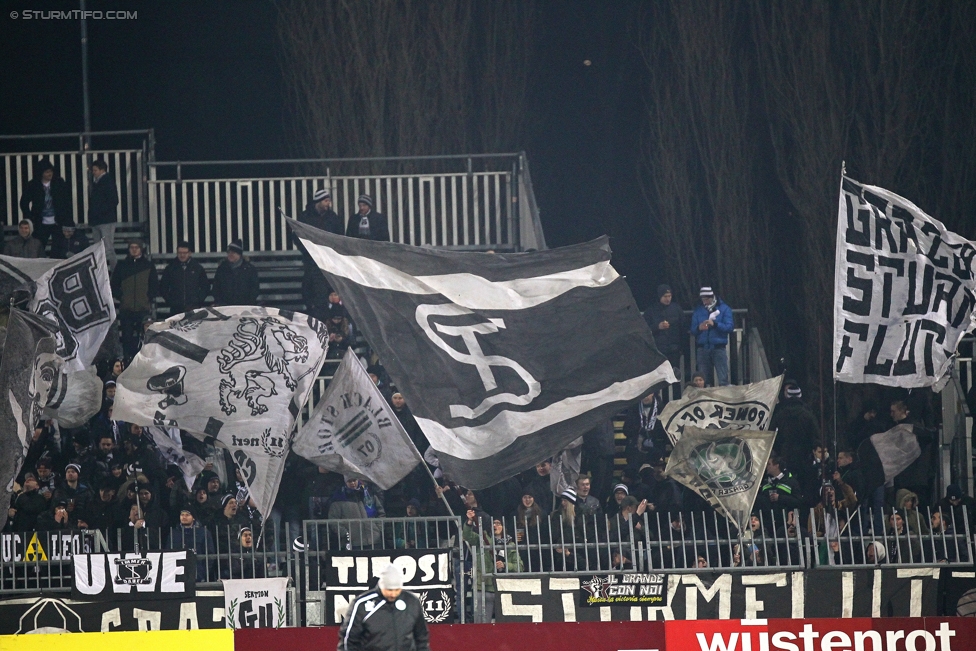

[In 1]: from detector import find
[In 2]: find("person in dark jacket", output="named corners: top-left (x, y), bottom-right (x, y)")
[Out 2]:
top-left (345, 194), bottom-right (390, 241)
top-left (644, 284), bottom-right (684, 371)
top-left (49, 221), bottom-right (90, 259)
top-left (160, 241), bottom-right (210, 316)
top-left (754, 453), bottom-right (804, 514)
top-left (111, 240), bottom-right (158, 360)
top-left (769, 381), bottom-right (821, 473)
top-left (298, 188), bottom-right (344, 318)
top-left (88, 159), bottom-right (120, 269)
top-left (7, 475), bottom-right (49, 532)
top-left (212, 239), bottom-right (259, 306)
top-left (338, 563), bottom-right (430, 651)
top-left (690, 286), bottom-right (734, 386)
top-left (3, 219), bottom-right (45, 258)
top-left (20, 159), bottom-right (72, 248)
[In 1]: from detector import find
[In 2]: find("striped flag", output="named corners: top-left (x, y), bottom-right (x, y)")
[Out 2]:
top-left (290, 221), bottom-right (675, 488)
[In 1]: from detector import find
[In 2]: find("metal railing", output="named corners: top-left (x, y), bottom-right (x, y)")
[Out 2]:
top-left (147, 154), bottom-right (540, 256)
top-left (810, 506), bottom-right (974, 567)
top-left (0, 130), bottom-right (153, 226)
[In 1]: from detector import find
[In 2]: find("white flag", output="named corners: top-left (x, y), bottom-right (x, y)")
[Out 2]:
top-left (146, 426), bottom-right (207, 491)
top-left (834, 174), bottom-right (976, 389)
top-left (665, 425), bottom-right (777, 533)
top-left (658, 375), bottom-right (783, 444)
top-left (113, 306), bottom-right (328, 518)
top-left (223, 577), bottom-right (289, 628)
top-left (292, 349), bottom-right (420, 490)
top-left (28, 241), bottom-right (116, 372)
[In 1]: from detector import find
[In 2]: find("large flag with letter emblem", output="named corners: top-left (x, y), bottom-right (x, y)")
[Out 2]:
top-left (292, 349), bottom-right (420, 489)
top-left (665, 425), bottom-right (776, 533)
top-left (834, 174), bottom-right (976, 389)
top-left (0, 309), bottom-right (64, 531)
top-left (112, 306), bottom-right (328, 518)
top-left (290, 220), bottom-right (676, 488)
top-left (28, 241), bottom-right (116, 372)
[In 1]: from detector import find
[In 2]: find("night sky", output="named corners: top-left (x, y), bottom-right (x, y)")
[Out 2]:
top-left (2, 1), bottom-right (667, 300)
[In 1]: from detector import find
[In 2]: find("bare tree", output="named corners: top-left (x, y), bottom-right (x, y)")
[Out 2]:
top-left (637, 1), bottom-right (775, 354)
top-left (276, 0), bottom-right (533, 167)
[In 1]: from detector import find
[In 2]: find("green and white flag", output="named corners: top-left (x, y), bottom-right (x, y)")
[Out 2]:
top-left (664, 425), bottom-right (777, 533)
top-left (658, 375), bottom-right (783, 444)
top-left (292, 348), bottom-right (421, 489)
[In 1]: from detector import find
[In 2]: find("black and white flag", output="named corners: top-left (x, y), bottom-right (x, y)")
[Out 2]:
top-left (290, 221), bottom-right (675, 488)
top-left (112, 306), bottom-right (328, 518)
top-left (665, 425), bottom-right (776, 533)
top-left (0, 309), bottom-right (64, 531)
top-left (834, 174), bottom-right (976, 389)
top-left (0, 254), bottom-right (59, 307)
top-left (658, 375), bottom-right (783, 444)
top-left (856, 423), bottom-right (921, 496)
top-left (28, 241), bottom-right (116, 372)
top-left (292, 349), bottom-right (420, 489)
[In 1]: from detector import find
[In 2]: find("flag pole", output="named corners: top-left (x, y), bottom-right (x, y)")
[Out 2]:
top-left (400, 431), bottom-right (455, 517)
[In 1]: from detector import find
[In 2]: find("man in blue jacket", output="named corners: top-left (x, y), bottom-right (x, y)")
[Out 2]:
top-left (690, 286), bottom-right (734, 386)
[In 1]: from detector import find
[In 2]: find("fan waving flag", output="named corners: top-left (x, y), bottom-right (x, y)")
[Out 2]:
top-left (113, 307), bottom-right (328, 518)
top-left (292, 348), bottom-right (421, 489)
top-left (0, 309), bottom-right (64, 531)
top-left (834, 174), bottom-right (976, 389)
top-left (290, 220), bottom-right (676, 488)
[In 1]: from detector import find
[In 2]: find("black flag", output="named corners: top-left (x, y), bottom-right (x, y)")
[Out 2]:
top-left (0, 309), bottom-right (64, 530)
top-left (290, 221), bottom-right (675, 488)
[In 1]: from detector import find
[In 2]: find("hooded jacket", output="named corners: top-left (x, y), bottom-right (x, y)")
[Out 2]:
top-left (20, 175), bottom-right (72, 226)
top-left (644, 285), bottom-right (685, 356)
top-left (3, 220), bottom-right (44, 258)
top-left (337, 588), bottom-right (430, 651)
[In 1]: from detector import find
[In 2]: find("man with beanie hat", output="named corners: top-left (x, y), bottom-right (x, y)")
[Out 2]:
top-left (297, 187), bottom-right (343, 317)
top-left (690, 286), bottom-right (734, 386)
top-left (338, 563), bottom-right (430, 651)
top-left (111, 240), bottom-right (158, 359)
top-left (345, 194), bottom-right (390, 242)
top-left (212, 239), bottom-right (260, 306)
top-left (644, 284), bottom-right (684, 371)
top-left (50, 221), bottom-right (90, 259)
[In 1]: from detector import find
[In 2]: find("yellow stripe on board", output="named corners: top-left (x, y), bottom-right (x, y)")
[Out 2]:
top-left (0, 629), bottom-right (233, 651)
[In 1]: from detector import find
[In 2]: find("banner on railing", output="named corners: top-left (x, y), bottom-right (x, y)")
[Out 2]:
top-left (579, 573), bottom-right (666, 607)
top-left (0, 593), bottom-right (224, 633)
top-left (322, 548), bottom-right (455, 625)
top-left (222, 577), bottom-right (288, 629)
top-left (1, 530), bottom-right (92, 562)
top-left (496, 569), bottom-right (943, 622)
top-left (72, 551), bottom-right (197, 600)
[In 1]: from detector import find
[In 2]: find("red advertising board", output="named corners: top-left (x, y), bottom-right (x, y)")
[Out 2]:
top-left (236, 618), bottom-right (975, 651)
top-left (666, 617), bottom-right (976, 651)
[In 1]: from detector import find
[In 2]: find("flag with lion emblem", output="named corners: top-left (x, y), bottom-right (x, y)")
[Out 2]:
top-left (113, 307), bottom-right (328, 518)
top-left (664, 425), bottom-right (777, 534)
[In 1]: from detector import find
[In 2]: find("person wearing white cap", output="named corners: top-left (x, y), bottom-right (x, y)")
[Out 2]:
top-left (345, 194), bottom-right (390, 242)
top-left (689, 286), bottom-right (734, 386)
top-left (338, 563), bottom-right (430, 651)
top-left (300, 187), bottom-right (344, 235)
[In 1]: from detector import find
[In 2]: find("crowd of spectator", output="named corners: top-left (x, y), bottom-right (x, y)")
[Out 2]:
top-left (3, 161), bottom-right (973, 578)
